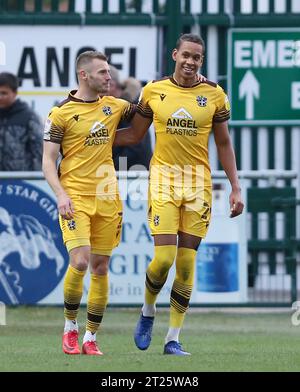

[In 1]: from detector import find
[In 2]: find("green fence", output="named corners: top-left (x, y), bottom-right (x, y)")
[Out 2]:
top-left (248, 185), bottom-right (299, 304)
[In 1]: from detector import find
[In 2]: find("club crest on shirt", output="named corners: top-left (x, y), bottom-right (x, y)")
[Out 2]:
top-left (102, 106), bottom-right (112, 116)
top-left (196, 96), bottom-right (207, 107)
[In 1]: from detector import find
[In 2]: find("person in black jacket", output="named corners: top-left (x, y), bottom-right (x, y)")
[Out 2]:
top-left (0, 72), bottom-right (43, 171)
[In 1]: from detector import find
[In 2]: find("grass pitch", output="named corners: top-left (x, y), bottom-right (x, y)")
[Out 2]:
top-left (0, 306), bottom-right (299, 372)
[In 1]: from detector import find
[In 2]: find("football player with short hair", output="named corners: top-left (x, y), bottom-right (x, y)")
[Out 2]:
top-left (114, 33), bottom-right (244, 355)
top-left (43, 51), bottom-right (135, 356)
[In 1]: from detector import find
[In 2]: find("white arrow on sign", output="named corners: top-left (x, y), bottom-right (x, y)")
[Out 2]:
top-left (239, 70), bottom-right (260, 120)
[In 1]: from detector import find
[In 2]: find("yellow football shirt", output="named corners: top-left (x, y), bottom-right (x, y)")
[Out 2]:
top-left (137, 77), bottom-right (230, 187)
top-left (44, 90), bottom-right (134, 195)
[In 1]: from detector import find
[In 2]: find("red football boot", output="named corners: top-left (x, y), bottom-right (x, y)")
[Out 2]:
top-left (62, 330), bottom-right (80, 355)
top-left (82, 341), bottom-right (103, 356)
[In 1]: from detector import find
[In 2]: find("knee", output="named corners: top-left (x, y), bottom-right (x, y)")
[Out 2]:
top-left (91, 255), bottom-right (110, 275)
top-left (72, 258), bottom-right (89, 272)
top-left (70, 248), bottom-right (90, 271)
top-left (176, 267), bottom-right (194, 284)
top-left (152, 245), bottom-right (177, 276)
top-left (175, 248), bottom-right (196, 284)
top-left (92, 263), bottom-right (109, 275)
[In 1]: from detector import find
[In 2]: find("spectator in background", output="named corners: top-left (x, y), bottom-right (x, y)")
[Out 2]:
top-left (109, 65), bottom-right (152, 170)
top-left (0, 72), bottom-right (43, 171)
top-left (108, 65), bottom-right (123, 98)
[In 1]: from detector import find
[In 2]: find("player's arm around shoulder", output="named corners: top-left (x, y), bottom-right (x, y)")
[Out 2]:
top-left (114, 112), bottom-right (152, 146)
top-left (114, 82), bottom-right (153, 146)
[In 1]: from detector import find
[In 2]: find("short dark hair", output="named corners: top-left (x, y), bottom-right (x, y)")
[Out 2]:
top-left (76, 51), bottom-right (108, 73)
top-left (0, 72), bottom-right (18, 92)
top-left (176, 33), bottom-right (205, 53)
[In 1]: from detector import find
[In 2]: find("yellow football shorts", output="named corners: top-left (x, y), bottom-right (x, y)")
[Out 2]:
top-left (59, 194), bottom-right (123, 255)
top-left (148, 183), bottom-right (212, 238)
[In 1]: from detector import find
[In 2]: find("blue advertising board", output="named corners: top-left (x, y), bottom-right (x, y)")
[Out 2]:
top-left (0, 180), bottom-right (68, 304)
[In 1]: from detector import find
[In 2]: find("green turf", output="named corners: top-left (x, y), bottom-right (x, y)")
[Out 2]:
top-left (0, 306), bottom-right (299, 372)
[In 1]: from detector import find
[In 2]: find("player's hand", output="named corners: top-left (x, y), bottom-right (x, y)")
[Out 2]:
top-left (57, 192), bottom-right (74, 220)
top-left (229, 187), bottom-right (244, 218)
top-left (198, 74), bottom-right (207, 83)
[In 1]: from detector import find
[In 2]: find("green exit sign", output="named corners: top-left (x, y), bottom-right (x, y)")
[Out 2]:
top-left (228, 28), bottom-right (300, 125)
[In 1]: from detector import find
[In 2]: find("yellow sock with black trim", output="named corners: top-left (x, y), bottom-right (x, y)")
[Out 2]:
top-left (64, 264), bottom-right (86, 321)
top-left (169, 247), bottom-right (196, 330)
top-left (86, 273), bottom-right (109, 333)
top-left (144, 245), bottom-right (177, 306)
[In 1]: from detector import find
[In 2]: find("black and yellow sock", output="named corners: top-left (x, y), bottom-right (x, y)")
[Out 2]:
top-left (64, 264), bottom-right (86, 321)
top-left (145, 245), bottom-right (177, 305)
top-left (86, 273), bottom-right (109, 333)
top-left (169, 247), bottom-right (196, 329)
